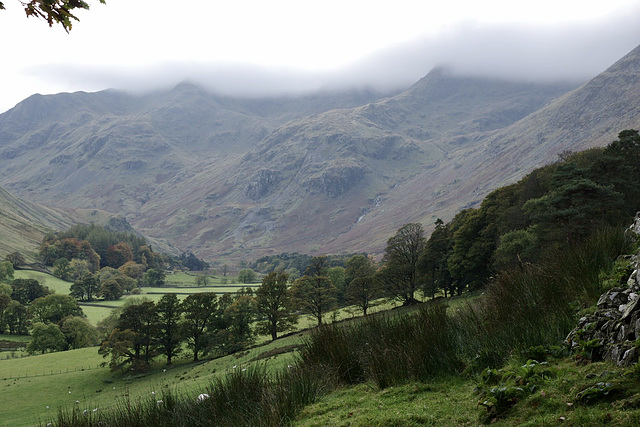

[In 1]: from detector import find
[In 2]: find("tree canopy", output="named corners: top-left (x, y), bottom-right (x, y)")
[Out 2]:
top-left (0, 0), bottom-right (106, 32)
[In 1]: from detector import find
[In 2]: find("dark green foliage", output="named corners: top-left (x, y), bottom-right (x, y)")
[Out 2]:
top-left (0, 260), bottom-right (15, 281)
top-left (155, 293), bottom-right (183, 365)
top-left (70, 275), bottom-right (99, 301)
top-left (99, 301), bottom-right (158, 371)
top-left (177, 252), bottom-right (209, 271)
top-left (380, 223), bottom-right (426, 304)
top-left (181, 292), bottom-right (217, 361)
top-left (143, 268), bottom-right (165, 286)
top-left (237, 268), bottom-right (257, 284)
top-left (26, 322), bottom-right (66, 354)
top-left (28, 293), bottom-right (83, 325)
top-left (250, 252), bottom-right (364, 274)
top-left (61, 316), bottom-right (98, 349)
top-left (426, 130), bottom-right (640, 295)
top-left (255, 271), bottom-right (298, 340)
top-left (10, 278), bottom-right (49, 304)
top-left (291, 274), bottom-right (337, 326)
top-left (419, 218), bottom-right (454, 297)
top-left (4, 300), bottom-right (29, 335)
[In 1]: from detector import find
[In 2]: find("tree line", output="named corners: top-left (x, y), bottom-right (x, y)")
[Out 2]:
top-left (380, 129), bottom-right (640, 303)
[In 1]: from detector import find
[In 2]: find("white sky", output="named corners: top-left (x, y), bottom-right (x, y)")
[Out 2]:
top-left (1, 0), bottom-right (640, 113)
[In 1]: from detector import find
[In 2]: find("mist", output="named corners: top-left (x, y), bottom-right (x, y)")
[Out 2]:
top-left (16, 4), bottom-right (640, 103)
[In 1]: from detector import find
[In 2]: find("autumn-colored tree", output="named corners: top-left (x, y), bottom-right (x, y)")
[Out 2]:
top-left (106, 242), bottom-right (134, 268)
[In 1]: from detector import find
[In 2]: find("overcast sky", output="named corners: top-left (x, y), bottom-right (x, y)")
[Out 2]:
top-left (1, 0), bottom-right (640, 113)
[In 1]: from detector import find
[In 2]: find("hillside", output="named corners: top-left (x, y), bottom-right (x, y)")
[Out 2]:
top-left (0, 185), bottom-right (76, 261)
top-left (0, 65), bottom-right (582, 260)
top-left (4, 45), bottom-right (640, 261)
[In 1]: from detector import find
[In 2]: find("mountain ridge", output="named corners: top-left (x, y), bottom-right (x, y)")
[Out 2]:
top-left (2, 45), bottom-right (639, 261)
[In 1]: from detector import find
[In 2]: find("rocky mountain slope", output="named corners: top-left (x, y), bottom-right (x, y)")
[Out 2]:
top-left (2, 45), bottom-right (640, 262)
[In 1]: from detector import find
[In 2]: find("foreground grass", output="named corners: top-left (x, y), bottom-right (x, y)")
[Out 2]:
top-left (295, 356), bottom-right (640, 426)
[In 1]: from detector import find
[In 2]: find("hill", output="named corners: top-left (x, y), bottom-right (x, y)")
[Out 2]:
top-left (4, 45), bottom-right (640, 261)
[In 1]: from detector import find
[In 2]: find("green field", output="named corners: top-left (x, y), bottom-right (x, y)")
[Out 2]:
top-left (14, 270), bottom-right (73, 295)
top-left (0, 332), bottom-right (303, 427)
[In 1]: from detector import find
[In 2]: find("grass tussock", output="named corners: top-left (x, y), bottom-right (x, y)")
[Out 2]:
top-left (300, 226), bottom-right (635, 389)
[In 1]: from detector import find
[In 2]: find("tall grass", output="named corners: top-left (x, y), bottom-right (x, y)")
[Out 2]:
top-left (299, 226), bottom-right (635, 389)
top-left (49, 363), bottom-right (331, 427)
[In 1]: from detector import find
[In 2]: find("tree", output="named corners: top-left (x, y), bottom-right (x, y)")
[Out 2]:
top-left (345, 255), bottom-right (376, 283)
top-left (381, 223), bottom-right (426, 305)
top-left (524, 163), bottom-right (624, 245)
top-left (61, 316), bottom-right (98, 349)
top-left (10, 278), bottom-right (49, 304)
top-left (345, 276), bottom-right (382, 316)
top-left (0, 260), bottom-right (14, 281)
top-left (0, 0), bottom-right (106, 32)
top-left (492, 228), bottom-right (539, 271)
top-left (69, 258), bottom-right (91, 281)
top-left (255, 271), bottom-right (298, 340)
top-left (100, 278), bottom-right (124, 300)
top-left (99, 301), bottom-right (158, 371)
top-left (181, 292), bottom-right (217, 361)
top-left (0, 293), bottom-right (11, 333)
top-left (419, 219), bottom-right (454, 298)
top-left (155, 293), bottom-right (183, 365)
top-left (28, 294), bottom-right (83, 325)
top-left (52, 258), bottom-right (71, 281)
top-left (5, 252), bottom-right (25, 268)
top-left (118, 261), bottom-right (145, 284)
top-left (237, 268), bottom-right (257, 284)
top-left (106, 242), bottom-right (134, 268)
top-left (195, 273), bottom-right (209, 287)
top-left (327, 266), bottom-right (346, 304)
top-left (70, 275), bottom-right (99, 301)
top-left (291, 275), bottom-right (337, 326)
top-left (219, 293), bottom-right (257, 354)
top-left (143, 268), bottom-right (165, 286)
top-left (4, 300), bottom-right (29, 335)
top-left (27, 323), bottom-right (66, 354)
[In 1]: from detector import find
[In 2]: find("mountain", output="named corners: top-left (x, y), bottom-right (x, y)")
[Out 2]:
top-left (3, 44), bottom-right (640, 262)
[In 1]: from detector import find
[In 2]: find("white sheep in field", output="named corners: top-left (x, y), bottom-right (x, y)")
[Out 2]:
top-left (197, 393), bottom-right (210, 402)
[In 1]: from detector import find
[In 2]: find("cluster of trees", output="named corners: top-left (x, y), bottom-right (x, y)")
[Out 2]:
top-left (38, 225), bottom-right (170, 302)
top-left (98, 280), bottom-right (296, 371)
top-left (40, 224), bottom-right (163, 271)
top-left (0, 278), bottom-right (97, 353)
top-left (379, 129), bottom-right (640, 301)
top-left (250, 252), bottom-right (366, 276)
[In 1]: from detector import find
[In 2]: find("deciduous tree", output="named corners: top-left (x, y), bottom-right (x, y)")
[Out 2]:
top-left (255, 271), bottom-right (298, 340)
top-left (0, 0), bottom-right (106, 32)
top-left (27, 323), bottom-right (66, 354)
top-left (181, 292), bottom-right (217, 361)
top-left (155, 293), bottom-right (183, 365)
top-left (381, 223), bottom-right (426, 305)
top-left (291, 275), bottom-right (337, 326)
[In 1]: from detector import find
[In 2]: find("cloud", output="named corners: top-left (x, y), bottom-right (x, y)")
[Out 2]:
top-left (19, 5), bottom-right (640, 100)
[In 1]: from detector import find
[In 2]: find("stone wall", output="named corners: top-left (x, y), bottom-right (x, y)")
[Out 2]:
top-left (566, 213), bottom-right (640, 366)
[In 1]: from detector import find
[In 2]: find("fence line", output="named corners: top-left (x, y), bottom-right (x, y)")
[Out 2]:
top-left (1, 364), bottom-right (103, 381)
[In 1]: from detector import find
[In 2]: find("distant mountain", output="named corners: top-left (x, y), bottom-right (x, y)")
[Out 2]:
top-left (4, 44), bottom-right (639, 262)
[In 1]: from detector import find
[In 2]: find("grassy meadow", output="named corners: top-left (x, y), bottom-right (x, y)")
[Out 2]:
top-left (0, 332), bottom-right (304, 427)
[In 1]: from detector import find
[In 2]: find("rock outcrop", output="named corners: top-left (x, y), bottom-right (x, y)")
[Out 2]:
top-left (566, 213), bottom-right (640, 367)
